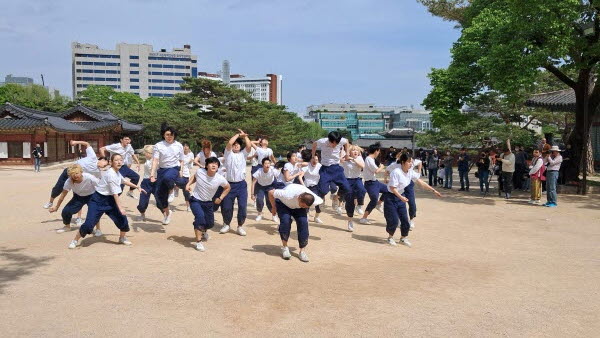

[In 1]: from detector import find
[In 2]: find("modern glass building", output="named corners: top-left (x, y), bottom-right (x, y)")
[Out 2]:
top-left (72, 42), bottom-right (198, 99)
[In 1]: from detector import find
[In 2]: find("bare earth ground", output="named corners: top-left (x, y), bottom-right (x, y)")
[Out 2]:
top-left (1, 166), bottom-right (599, 337)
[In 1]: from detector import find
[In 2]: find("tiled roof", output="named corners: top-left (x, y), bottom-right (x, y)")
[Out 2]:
top-left (525, 89), bottom-right (576, 112)
top-left (0, 102), bottom-right (143, 133)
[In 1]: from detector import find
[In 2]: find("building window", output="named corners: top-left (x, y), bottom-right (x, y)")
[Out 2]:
top-left (130, 55), bottom-right (139, 59)
top-left (106, 70), bottom-right (119, 74)
top-left (130, 70), bottom-right (139, 74)
top-left (94, 69), bottom-right (106, 74)
top-left (130, 78), bottom-right (139, 82)
top-left (130, 63), bottom-right (139, 67)
top-left (7, 142), bottom-right (23, 158)
top-left (130, 85), bottom-right (140, 89)
top-left (106, 62), bottom-right (120, 66)
top-left (82, 69), bottom-right (93, 73)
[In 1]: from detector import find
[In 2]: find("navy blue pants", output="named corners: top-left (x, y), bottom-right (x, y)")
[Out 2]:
top-left (119, 165), bottom-right (140, 191)
top-left (383, 192), bottom-right (410, 237)
top-left (175, 176), bottom-right (191, 202)
top-left (51, 168), bottom-right (69, 199)
top-left (404, 180), bottom-right (417, 219)
top-left (79, 192), bottom-right (129, 237)
top-left (364, 180), bottom-right (388, 213)
top-left (255, 182), bottom-right (274, 213)
top-left (307, 185), bottom-right (323, 213)
top-left (189, 196), bottom-right (215, 231)
top-left (272, 181), bottom-right (286, 189)
top-left (251, 165), bottom-right (260, 196)
top-left (61, 193), bottom-right (92, 225)
top-left (317, 164), bottom-right (350, 199)
top-left (276, 200), bottom-right (309, 248)
top-left (345, 178), bottom-right (366, 217)
top-left (137, 178), bottom-right (155, 213)
top-left (222, 181), bottom-right (247, 226)
top-left (153, 166), bottom-right (180, 210)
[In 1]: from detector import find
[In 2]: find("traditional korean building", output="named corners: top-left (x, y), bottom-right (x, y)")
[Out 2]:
top-left (0, 103), bottom-right (142, 165)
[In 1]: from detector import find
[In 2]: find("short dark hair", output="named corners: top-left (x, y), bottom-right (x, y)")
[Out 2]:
top-left (205, 156), bottom-right (220, 168)
top-left (261, 157), bottom-right (271, 165)
top-left (182, 141), bottom-right (190, 147)
top-left (161, 123), bottom-right (177, 139)
top-left (327, 131), bottom-right (342, 144)
top-left (110, 153), bottom-right (122, 162)
top-left (299, 192), bottom-right (315, 206)
top-left (120, 134), bottom-right (131, 140)
top-left (460, 147), bottom-right (466, 151)
top-left (97, 156), bottom-right (109, 162)
top-left (298, 145), bottom-right (305, 151)
top-left (301, 149), bottom-right (313, 162)
top-left (397, 152), bottom-right (412, 165)
top-left (234, 138), bottom-right (245, 148)
top-left (275, 160), bottom-right (286, 170)
top-left (367, 142), bottom-right (381, 154)
top-left (286, 151), bottom-right (296, 161)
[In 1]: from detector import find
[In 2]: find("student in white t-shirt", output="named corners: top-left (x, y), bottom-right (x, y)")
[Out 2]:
top-left (251, 158), bottom-right (279, 221)
top-left (311, 131), bottom-right (351, 208)
top-left (219, 129), bottom-right (252, 236)
top-left (268, 184), bottom-right (323, 262)
top-left (68, 154), bottom-right (146, 249)
top-left (43, 140), bottom-right (109, 210)
top-left (100, 135), bottom-right (141, 199)
top-left (301, 153), bottom-right (324, 224)
top-left (185, 157), bottom-right (231, 252)
top-left (342, 145), bottom-right (366, 232)
top-left (137, 145), bottom-right (156, 221)
top-left (48, 164), bottom-right (102, 236)
top-left (194, 139), bottom-right (217, 168)
top-left (359, 143), bottom-right (387, 225)
top-left (283, 151), bottom-right (305, 186)
top-left (174, 142), bottom-right (195, 211)
top-left (384, 153), bottom-right (441, 247)
top-left (150, 124), bottom-right (184, 226)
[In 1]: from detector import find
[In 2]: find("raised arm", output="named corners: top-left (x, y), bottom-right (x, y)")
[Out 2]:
top-left (311, 142), bottom-right (317, 159)
top-left (71, 140), bottom-right (91, 148)
top-left (226, 132), bottom-right (240, 151)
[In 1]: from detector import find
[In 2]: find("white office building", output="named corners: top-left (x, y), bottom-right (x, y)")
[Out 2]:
top-left (229, 74), bottom-right (282, 105)
top-left (72, 42), bottom-right (198, 99)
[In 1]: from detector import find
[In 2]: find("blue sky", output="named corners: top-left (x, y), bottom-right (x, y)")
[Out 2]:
top-left (0, 0), bottom-right (460, 115)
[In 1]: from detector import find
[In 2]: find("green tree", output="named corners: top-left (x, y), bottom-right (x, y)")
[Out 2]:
top-left (0, 84), bottom-right (71, 112)
top-left (419, 0), bottom-right (600, 178)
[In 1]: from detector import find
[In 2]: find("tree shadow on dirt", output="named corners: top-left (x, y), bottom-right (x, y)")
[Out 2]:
top-left (0, 247), bottom-right (54, 294)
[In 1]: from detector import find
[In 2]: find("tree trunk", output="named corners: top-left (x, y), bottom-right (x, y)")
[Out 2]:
top-left (583, 136), bottom-right (595, 175)
top-left (566, 84), bottom-right (598, 181)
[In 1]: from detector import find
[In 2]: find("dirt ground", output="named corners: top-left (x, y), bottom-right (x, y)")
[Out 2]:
top-left (1, 166), bottom-right (599, 337)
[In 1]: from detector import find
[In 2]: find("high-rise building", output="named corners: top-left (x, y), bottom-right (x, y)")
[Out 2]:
top-left (72, 42), bottom-right (198, 99)
top-left (306, 103), bottom-right (432, 139)
top-left (0, 74), bottom-right (34, 86)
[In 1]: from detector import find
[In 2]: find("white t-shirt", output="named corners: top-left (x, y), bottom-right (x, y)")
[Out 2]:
top-left (387, 168), bottom-right (420, 194)
top-left (153, 140), bottom-right (184, 169)
top-left (63, 173), bottom-right (99, 197)
top-left (295, 152), bottom-right (303, 162)
top-left (253, 167), bottom-right (278, 186)
top-left (316, 137), bottom-right (348, 166)
top-left (386, 162), bottom-right (400, 173)
top-left (273, 184), bottom-right (324, 209)
top-left (105, 143), bottom-right (135, 165)
top-left (142, 160), bottom-right (152, 179)
top-left (96, 168), bottom-right (125, 196)
top-left (413, 159), bottom-right (422, 173)
top-left (181, 152), bottom-right (195, 178)
top-left (255, 147), bottom-right (274, 164)
top-left (302, 163), bottom-right (321, 187)
top-left (77, 147), bottom-right (101, 178)
top-left (224, 149), bottom-right (249, 182)
top-left (363, 156), bottom-right (379, 181)
top-left (192, 169), bottom-right (228, 202)
top-left (283, 162), bottom-right (302, 185)
top-left (247, 147), bottom-right (258, 167)
top-left (275, 169), bottom-right (284, 183)
top-left (343, 156), bottom-right (364, 179)
top-left (217, 157), bottom-right (227, 177)
top-left (196, 151), bottom-right (217, 167)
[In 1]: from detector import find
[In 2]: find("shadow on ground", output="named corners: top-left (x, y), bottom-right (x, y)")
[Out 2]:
top-left (0, 247), bottom-right (54, 294)
top-left (242, 244), bottom-right (296, 257)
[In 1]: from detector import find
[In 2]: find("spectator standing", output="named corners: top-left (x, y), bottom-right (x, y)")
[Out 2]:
top-left (559, 144), bottom-right (573, 185)
top-left (457, 147), bottom-right (470, 191)
top-left (544, 146), bottom-right (563, 207)
top-left (498, 139), bottom-right (515, 199)
top-left (443, 151), bottom-right (454, 189)
top-left (476, 151), bottom-right (490, 195)
top-left (514, 145), bottom-right (528, 190)
top-left (420, 149), bottom-right (428, 177)
top-left (386, 147), bottom-right (397, 166)
top-left (528, 149), bottom-right (545, 205)
top-left (427, 150), bottom-right (439, 187)
top-left (32, 143), bottom-right (43, 172)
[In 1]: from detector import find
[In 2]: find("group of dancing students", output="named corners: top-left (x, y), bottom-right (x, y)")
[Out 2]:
top-left (44, 124), bottom-right (443, 262)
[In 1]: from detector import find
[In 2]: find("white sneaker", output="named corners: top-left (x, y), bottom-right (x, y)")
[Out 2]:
top-left (162, 210), bottom-right (172, 225)
top-left (409, 220), bottom-right (415, 231)
top-left (281, 246), bottom-right (291, 260)
top-left (376, 204), bottom-right (384, 213)
top-left (174, 189), bottom-right (179, 198)
top-left (126, 191), bottom-right (138, 200)
top-left (387, 237), bottom-right (397, 246)
top-left (399, 237), bottom-right (412, 248)
top-left (237, 227), bottom-right (247, 236)
top-left (272, 215), bottom-right (280, 223)
top-left (75, 218), bottom-right (84, 227)
top-left (347, 220), bottom-right (354, 232)
top-left (201, 232), bottom-right (210, 242)
top-left (195, 241), bottom-right (205, 252)
top-left (68, 240), bottom-right (78, 249)
top-left (359, 218), bottom-right (371, 225)
top-left (299, 251), bottom-right (309, 262)
top-left (118, 236), bottom-right (132, 245)
top-left (43, 202), bottom-right (53, 209)
top-left (56, 226), bottom-right (71, 234)
top-left (533, 200), bottom-right (540, 205)
top-left (336, 206), bottom-right (344, 216)
top-left (94, 229), bottom-right (103, 237)
top-left (314, 217), bottom-right (323, 224)
top-left (168, 191), bottom-right (175, 203)
top-left (255, 215), bottom-right (263, 221)
top-left (139, 213), bottom-right (146, 221)
top-left (186, 206), bottom-right (190, 212)
top-left (528, 199), bottom-right (534, 204)
top-left (356, 206), bottom-right (364, 215)
top-left (219, 224), bottom-right (230, 234)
